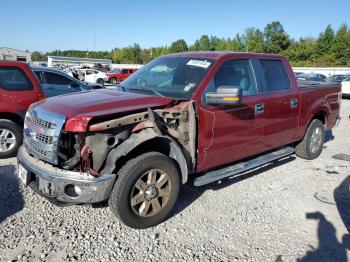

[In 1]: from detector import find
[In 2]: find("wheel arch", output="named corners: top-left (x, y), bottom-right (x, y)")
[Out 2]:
top-left (0, 112), bottom-right (24, 126)
top-left (101, 128), bottom-right (189, 184)
top-left (311, 110), bottom-right (327, 126)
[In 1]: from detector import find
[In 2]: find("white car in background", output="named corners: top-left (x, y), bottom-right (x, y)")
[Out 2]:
top-left (78, 69), bottom-right (108, 85)
top-left (341, 77), bottom-right (350, 98)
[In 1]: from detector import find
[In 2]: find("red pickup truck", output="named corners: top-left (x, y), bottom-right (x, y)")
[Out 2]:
top-left (17, 52), bottom-right (341, 228)
top-left (107, 68), bottom-right (137, 84)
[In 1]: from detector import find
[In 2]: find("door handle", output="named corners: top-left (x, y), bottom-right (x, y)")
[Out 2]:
top-left (255, 104), bottom-right (265, 114)
top-left (290, 98), bottom-right (298, 109)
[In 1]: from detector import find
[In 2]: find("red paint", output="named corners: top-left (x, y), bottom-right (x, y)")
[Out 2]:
top-left (0, 61), bottom-right (45, 117)
top-left (107, 68), bottom-right (137, 83)
top-left (193, 53), bottom-right (341, 172)
top-left (35, 89), bottom-right (173, 132)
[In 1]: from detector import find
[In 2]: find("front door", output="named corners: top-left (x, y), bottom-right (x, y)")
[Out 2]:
top-left (196, 59), bottom-right (266, 172)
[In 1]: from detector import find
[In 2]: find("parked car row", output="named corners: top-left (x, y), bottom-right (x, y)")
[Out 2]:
top-left (294, 72), bottom-right (350, 97)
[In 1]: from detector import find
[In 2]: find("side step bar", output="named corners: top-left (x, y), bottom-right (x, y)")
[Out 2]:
top-left (194, 147), bottom-right (294, 186)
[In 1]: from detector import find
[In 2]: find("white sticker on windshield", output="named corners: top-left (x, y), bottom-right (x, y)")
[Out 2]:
top-left (186, 60), bottom-right (211, 68)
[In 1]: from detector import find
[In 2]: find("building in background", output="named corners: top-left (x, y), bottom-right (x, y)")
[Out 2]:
top-left (47, 56), bottom-right (112, 67)
top-left (0, 47), bottom-right (31, 62)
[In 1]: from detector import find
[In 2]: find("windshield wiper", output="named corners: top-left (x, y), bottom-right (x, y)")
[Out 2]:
top-left (126, 88), bottom-right (165, 97)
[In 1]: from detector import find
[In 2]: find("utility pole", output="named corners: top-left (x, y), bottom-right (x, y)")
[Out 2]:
top-left (93, 33), bottom-right (96, 52)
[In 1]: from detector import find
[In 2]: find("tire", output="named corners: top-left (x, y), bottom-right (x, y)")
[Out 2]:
top-left (0, 119), bottom-right (22, 159)
top-left (96, 79), bottom-right (104, 86)
top-left (109, 152), bottom-right (180, 229)
top-left (295, 119), bottom-right (325, 160)
top-left (109, 78), bottom-right (118, 85)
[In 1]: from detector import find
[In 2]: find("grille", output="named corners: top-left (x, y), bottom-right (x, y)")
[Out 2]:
top-left (36, 133), bottom-right (54, 144)
top-left (31, 114), bottom-right (54, 129)
top-left (24, 108), bottom-right (66, 165)
top-left (28, 143), bottom-right (47, 156)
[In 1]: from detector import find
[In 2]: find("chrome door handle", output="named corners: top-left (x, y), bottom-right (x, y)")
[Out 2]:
top-left (255, 104), bottom-right (265, 114)
top-left (290, 98), bottom-right (298, 109)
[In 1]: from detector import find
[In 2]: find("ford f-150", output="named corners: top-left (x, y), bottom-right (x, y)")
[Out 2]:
top-left (17, 52), bottom-right (341, 228)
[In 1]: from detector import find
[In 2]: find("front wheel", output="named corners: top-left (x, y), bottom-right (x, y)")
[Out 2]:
top-left (109, 152), bottom-right (180, 229)
top-left (0, 120), bottom-right (22, 159)
top-left (96, 78), bottom-right (104, 85)
top-left (295, 119), bottom-right (325, 160)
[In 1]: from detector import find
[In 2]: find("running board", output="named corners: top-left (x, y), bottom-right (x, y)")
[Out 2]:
top-left (194, 147), bottom-right (294, 186)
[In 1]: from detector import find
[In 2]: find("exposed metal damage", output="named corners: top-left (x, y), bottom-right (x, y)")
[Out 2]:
top-left (59, 101), bottom-right (197, 184)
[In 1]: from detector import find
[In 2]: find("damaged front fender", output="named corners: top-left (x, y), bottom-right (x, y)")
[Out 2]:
top-left (100, 128), bottom-right (189, 184)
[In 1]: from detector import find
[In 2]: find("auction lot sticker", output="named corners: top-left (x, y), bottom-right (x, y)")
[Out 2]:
top-left (187, 60), bottom-right (211, 68)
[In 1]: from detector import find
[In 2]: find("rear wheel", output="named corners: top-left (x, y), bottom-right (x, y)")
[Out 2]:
top-left (109, 152), bottom-right (180, 229)
top-left (0, 120), bottom-right (22, 159)
top-left (295, 119), bottom-right (325, 160)
top-left (109, 78), bottom-right (118, 85)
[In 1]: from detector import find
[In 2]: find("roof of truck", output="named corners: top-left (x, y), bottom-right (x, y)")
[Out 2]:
top-left (164, 51), bottom-right (286, 60)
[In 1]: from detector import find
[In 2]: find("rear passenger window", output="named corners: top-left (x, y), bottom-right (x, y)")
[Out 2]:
top-left (0, 67), bottom-right (33, 91)
top-left (34, 71), bottom-right (43, 83)
top-left (45, 72), bottom-right (71, 85)
top-left (260, 60), bottom-right (291, 92)
top-left (214, 59), bottom-right (257, 96)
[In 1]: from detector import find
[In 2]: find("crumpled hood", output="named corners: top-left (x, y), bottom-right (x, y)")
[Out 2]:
top-left (37, 89), bottom-right (174, 119)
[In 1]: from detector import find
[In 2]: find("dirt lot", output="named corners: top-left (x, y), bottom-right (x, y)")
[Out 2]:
top-left (0, 100), bottom-right (350, 262)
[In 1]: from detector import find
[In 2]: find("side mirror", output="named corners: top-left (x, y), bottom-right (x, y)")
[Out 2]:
top-left (206, 86), bottom-right (242, 105)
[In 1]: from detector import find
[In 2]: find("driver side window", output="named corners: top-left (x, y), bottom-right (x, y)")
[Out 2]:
top-left (213, 59), bottom-right (257, 96)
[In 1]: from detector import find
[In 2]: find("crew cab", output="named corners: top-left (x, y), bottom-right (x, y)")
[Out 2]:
top-left (107, 68), bottom-right (137, 84)
top-left (17, 52), bottom-right (341, 229)
top-left (0, 61), bottom-right (101, 159)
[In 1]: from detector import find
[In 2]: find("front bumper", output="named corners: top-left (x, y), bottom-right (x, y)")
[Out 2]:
top-left (17, 146), bottom-right (116, 204)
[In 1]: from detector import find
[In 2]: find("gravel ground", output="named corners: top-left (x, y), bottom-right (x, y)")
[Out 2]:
top-left (1, 100), bottom-right (350, 262)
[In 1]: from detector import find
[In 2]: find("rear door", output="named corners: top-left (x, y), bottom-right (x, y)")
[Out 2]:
top-left (196, 58), bottom-right (266, 172)
top-left (0, 65), bottom-right (38, 115)
top-left (258, 59), bottom-right (299, 149)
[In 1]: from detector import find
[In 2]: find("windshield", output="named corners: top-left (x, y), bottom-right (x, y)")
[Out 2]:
top-left (121, 56), bottom-right (215, 99)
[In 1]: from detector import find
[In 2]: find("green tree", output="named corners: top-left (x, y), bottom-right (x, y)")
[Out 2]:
top-left (169, 39), bottom-right (188, 53)
top-left (283, 37), bottom-right (317, 66)
top-left (111, 43), bottom-right (142, 64)
top-left (330, 24), bottom-right (350, 66)
top-left (31, 51), bottom-right (47, 61)
top-left (191, 35), bottom-right (212, 51)
top-left (263, 21), bottom-right (291, 53)
top-left (244, 28), bottom-right (264, 52)
top-left (315, 25), bottom-right (334, 57)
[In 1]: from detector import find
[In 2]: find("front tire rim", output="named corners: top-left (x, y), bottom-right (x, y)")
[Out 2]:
top-left (309, 127), bottom-right (323, 153)
top-left (110, 78), bottom-right (116, 84)
top-left (130, 169), bottom-right (171, 217)
top-left (0, 128), bottom-right (16, 153)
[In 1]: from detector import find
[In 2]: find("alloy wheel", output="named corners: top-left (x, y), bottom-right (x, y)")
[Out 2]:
top-left (0, 128), bottom-right (16, 153)
top-left (130, 169), bottom-right (171, 217)
top-left (309, 127), bottom-right (323, 153)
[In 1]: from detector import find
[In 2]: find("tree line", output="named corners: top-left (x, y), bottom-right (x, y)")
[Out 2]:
top-left (31, 21), bottom-right (350, 67)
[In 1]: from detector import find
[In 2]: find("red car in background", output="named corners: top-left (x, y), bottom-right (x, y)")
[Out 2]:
top-left (107, 68), bottom-right (137, 84)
